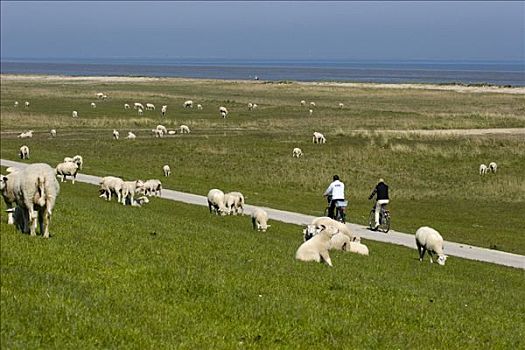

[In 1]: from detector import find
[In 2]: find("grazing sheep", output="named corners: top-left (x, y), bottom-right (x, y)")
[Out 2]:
top-left (252, 103), bottom-right (258, 110)
top-left (310, 102), bottom-right (316, 107)
top-left (18, 130), bottom-right (33, 139)
top-left (143, 179), bottom-right (162, 197)
top-left (153, 128), bottom-right (164, 138)
top-left (479, 164), bottom-right (488, 175)
top-left (96, 92), bottom-right (105, 99)
top-left (163, 165), bottom-right (171, 177)
top-left (179, 125), bottom-right (191, 134)
top-left (126, 131), bottom-right (136, 140)
top-left (99, 176), bottom-right (124, 202)
top-left (101, 94), bottom-right (108, 100)
top-left (415, 226), bottom-right (447, 265)
top-left (309, 109), bottom-right (313, 116)
top-left (124, 103), bottom-right (131, 109)
top-left (24, 101), bottom-right (30, 108)
top-left (312, 131), bottom-right (326, 144)
top-left (146, 103), bottom-right (156, 110)
top-left (91, 102), bottom-right (96, 108)
top-left (14, 101), bottom-right (19, 107)
top-left (489, 162), bottom-right (497, 173)
top-left (207, 188), bottom-right (227, 215)
top-left (72, 110), bottom-right (78, 118)
top-left (121, 180), bottom-right (145, 205)
top-left (19, 145), bottom-right (30, 160)
top-left (339, 103), bottom-right (344, 109)
top-left (50, 129), bottom-right (57, 137)
top-left (251, 208), bottom-right (270, 232)
top-left (113, 129), bottom-right (120, 140)
top-left (134, 102), bottom-right (144, 110)
top-left (220, 111), bottom-right (227, 118)
top-left (248, 103), bottom-right (253, 110)
top-left (1, 170), bottom-right (21, 224)
top-left (55, 162), bottom-right (79, 184)
top-left (347, 242), bottom-right (369, 255)
top-left (138, 108), bottom-right (144, 116)
top-left (12, 163), bottom-right (60, 238)
top-left (184, 100), bottom-right (194, 108)
top-left (219, 106), bottom-right (228, 117)
top-left (197, 104), bottom-right (203, 110)
top-left (300, 100), bottom-right (306, 106)
top-left (64, 155), bottom-right (83, 170)
top-left (224, 191), bottom-right (244, 215)
top-left (156, 125), bottom-right (168, 135)
top-left (161, 105), bottom-right (167, 116)
top-left (292, 147), bottom-right (303, 158)
top-left (295, 225), bottom-right (338, 267)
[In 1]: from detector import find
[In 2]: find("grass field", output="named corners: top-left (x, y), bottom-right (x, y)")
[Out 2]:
top-left (1, 75), bottom-right (525, 348)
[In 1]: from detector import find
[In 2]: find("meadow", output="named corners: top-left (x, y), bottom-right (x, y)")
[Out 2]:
top-left (1, 75), bottom-right (524, 348)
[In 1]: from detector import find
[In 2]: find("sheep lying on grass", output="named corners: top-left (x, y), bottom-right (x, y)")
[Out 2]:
top-left (296, 225), bottom-right (339, 267)
top-left (18, 130), bottom-right (33, 139)
top-left (126, 132), bottom-right (136, 140)
top-left (224, 191), bottom-right (244, 215)
top-left (415, 226), bottom-right (447, 265)
top-left (304, 221), bottom-right (364, 255)
top-left (311, 216), bottom-right (359, 242)
top-left (251, 208), bottom-right (270, 232)
top-left (55, 162), bottom-right (79, 184)
top-left (19, 145), bottom-right (30, 160)
top-left (207, 189), bottom-right (227, 215)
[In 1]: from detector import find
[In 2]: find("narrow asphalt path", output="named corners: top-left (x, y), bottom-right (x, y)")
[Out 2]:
top-left (2, 159), bottom-right (524, 270)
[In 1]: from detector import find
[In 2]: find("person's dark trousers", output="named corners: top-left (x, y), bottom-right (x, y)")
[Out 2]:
top-left (328, 199), bottom-right (343, 219)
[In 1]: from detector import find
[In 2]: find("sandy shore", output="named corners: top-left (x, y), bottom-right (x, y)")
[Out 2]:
top-left (2, 73), bottom-right (524, 94)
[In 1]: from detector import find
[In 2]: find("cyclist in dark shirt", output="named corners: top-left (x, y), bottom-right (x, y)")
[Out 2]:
top-left (369, 178), bottom-right (389, 230)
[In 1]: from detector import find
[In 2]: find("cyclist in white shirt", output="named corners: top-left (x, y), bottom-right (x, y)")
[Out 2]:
top-left (323, 175), bottom-right (345, 219)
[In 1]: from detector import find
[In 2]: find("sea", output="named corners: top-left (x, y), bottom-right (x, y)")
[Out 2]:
top-left (1, 58), bottom-right (524, 86)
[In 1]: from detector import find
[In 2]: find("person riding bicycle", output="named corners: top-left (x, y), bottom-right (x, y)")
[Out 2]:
top-left (369, 178), bottom-right (389, 230)
top-left (323, 175), bottom-right (345, 220)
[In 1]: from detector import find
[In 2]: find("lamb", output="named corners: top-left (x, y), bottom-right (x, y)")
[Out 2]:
top-left (18, 130), bottom-right (33, 139)
top-left (113, 129), bottom-right (120, 140)
top-left (251, 208), bottom-right (270, 232)
top-left (121, 180), bottom-right (145, 205)
top-left (248, 103), bottom-right (253, 110)
top-left (1, 170), bottom-right (21, 224)
top-left (124, 103), bottom-right (131, 109)
top-left (134, 102), bottom-right (144, 110)
top-left (415, 226), bottom-right (447, 265)
top-left (138, 108), bottom-right (144, 116)
top-left (207, 188), bottom-right (227, 215)
top-left (252, 103), bottom-right (258, 110)
top-left (184, 100), bottom-right (194, 108)
top-left (91, 102), bottom-right (96, 108)
top-left (19, 145), bottom-right (30, 159)
top-left (300, 100), bottom-right (306, 106)
top-left (224, 191), bottom-right (244, 215)
top-left (197, 104), bottom-right (203, 110)
top-left (99, 176), bottom-right (124, 202)
top-left (96, 92), bottom-right (105, 99)
top-left (292, 147), bottom-right (303, 158)
top-left (312, 131), bottom-right (326, 144)
top-left (126, 131), bottom-right (136, 140)
top-left (163, 165), bottom-right (171, 177)
top-left (161, 105), bottom-right (167, 116)
top-left (309, 109), bottom-right (313, 116)
top-left (72, 110), bottom-right (78, 118)
top-left (479, 164), bottom-right (488, 175)
top-left (219, 106), bottom-right (228, 117)
top-left (14, 101), bottom-right (19, 107)
top-left (339, 103), bottom-right (344, 109)
top-left (12, 163), bottom-right (60, 238)
top-left (168, 130), bottom-right (177, 135)
top-left (179, 125), bottom-right (191, 134)
top-left (153, 128), bottom-right (164, 138)
top-left (63, 155), bottom-right (83, 170)
top-left (24, 101), bottom-right (30, 108)
top-left (309, 216), bottom-right (359, 243)
top-left (295, 225), bottom-right (339, 267)
top-left (143, 179), bottom-right (162, 197)
top-left (55, 162), bottom-right (79, 184)
top-left (156, 125), bottom-right (168, 135)
top-left (489, 162), bottom-right (497, 173)
top-left (50, 129), bottom-right (57, 137)
top-left (146, 103), bottom-right (156, 110)
top-left (310, 102), bottom-right (316, 107)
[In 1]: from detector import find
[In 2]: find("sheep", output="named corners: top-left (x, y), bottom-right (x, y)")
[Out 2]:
top-left (415, 226), bottom-right (447, 265)
top-left (347, 241), bottom-right (369, 255)
top-left (99, 176), bottom-right (124, 202)
top-left (163, 165), bottom-right (171, 177)
top-left (96, 92), bottom-right (105, 99)
top-left (324, 232), bottom-right (367, 255)
top-left (300, 100), bottom-right (306, 106)
top-left (132, 196), bottom-right (150, 207)
top-left (310, 102), bottom-right (316, 107)
top-left (312, 131), bottom-right (326, 144)
top-left (113, 129), bottom-right (120, 140)
top-left (1, 170), bottom-right (21, 224)
top-left (18, 130), bottom-right (33, 139)
top-left (252, 103), bottom-right (258, 110)
top-left (50, 129), bottom-right (57, 137)
top-left (219, 106), bottom-right (228, 117)
top-left (179, 125), bottom-right (191, 134)
top-left (19, 145), bottom-right (30, 160)
top-left (489, 162), bottom-right (497, 173)
top-left (124, 103), bottom-right (131, 109)
top-left (12, 163), bottom-right (60, 238)
top-left (207, 188), bottom-right (228, 215)
top-left (156, 125), bottom-right (168, 135)
top-left (309, 109), bottom-right (313, 116)
top-left (161, 105), bottom-right (167, 116)
top-left (24, 101), bottom-right (30, 108)
top-left (295, 225), bottom-right (338, 267)
top-left (251, 208), bottom-right (270, 232)
top-left (91, 102), bottom-right (96, 108)
top-left (197, 104), bottom-right (203, 110)
top-left (248, 102), bottom-right (253, 110)
top-left (134, 102), bottom-right (144, 110)
top-left (146, 103), bottom-right (156, 110)
top-left (224, 191), bottom-right (244, 215)
top-left (479, 164), bottom-right (488, 175)
top-left (126, 131), bottom-right (136, 140)
top-left (72, 110), bottom-right (78, 118)
top-left (138, 108), bottom-right (144, 116)
top-left (153, 128), bottom-right (164, 138)
top-left (64, 155), bottom-right (83, 170)
top-left (339, 103), bottom-right (344, 109)
top-left (101, 94), bottom-right (108, 100)
top-left (168, 130), bottom-right (177, 135)
top-left (220, 111), bottom-right (227, 118)
top-left (14, 101), bottom-right (19, 107)
top-left (310, 216), bottom-right (359, 242)
top-left (121, 180), bottom-right (145, 205)
top-left (55, 162), bottom-right (79, 184)
top-left (143, 179), bottom-right (162, 197)
top-left (184, 100), bottom-right (194, 108)
top-left (292, 147), bottom-right (303, 158)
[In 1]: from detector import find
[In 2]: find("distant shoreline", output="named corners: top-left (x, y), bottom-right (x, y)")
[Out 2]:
top-left (2, 73), bottom-right (524, 94)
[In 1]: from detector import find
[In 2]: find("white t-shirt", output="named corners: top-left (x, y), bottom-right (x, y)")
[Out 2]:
top-left (324, 180), bottom-right (345, 200)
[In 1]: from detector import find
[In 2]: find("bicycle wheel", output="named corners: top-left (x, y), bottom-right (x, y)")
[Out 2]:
top-left (368, 210), bottom-right (375, 230)
top-left (380, 212), bottom-right (391, 233)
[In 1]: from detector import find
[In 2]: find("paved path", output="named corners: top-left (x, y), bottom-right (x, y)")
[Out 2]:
top-left (2, 159), bottom-right (524, 270)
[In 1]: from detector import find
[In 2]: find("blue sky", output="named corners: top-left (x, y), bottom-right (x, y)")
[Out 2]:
top-left (1, 1), bottom-right (523, 61)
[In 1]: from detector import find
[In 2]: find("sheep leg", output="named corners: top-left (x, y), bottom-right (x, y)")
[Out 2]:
top-left (320, 250), bottom-right (333, 267)
top-left (428, 251), bottom-right (434, 264)
top-left (208, 200), bottom-right (214, 214)
top-left (29, 209), bottom-right (38, 236)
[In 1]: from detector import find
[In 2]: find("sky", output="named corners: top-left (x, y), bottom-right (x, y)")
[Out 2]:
top-left (1, 1), bottom-right (523, 61)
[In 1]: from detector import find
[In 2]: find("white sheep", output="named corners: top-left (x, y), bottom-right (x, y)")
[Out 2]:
top-left (309, 109), bottom-right (313, 116)
top-left (163, 165), bottom-right (171, 177)
top-left (18, 130), bottom-right (33, 139)
top-left (50, 129), bottom-right (57, 137)
top-left (132, 196), bottom-right (150, 207)
top-left (224, 191), bottom-right (244, 215)
top-left (12, 163), bottom-right (60, 237)
top-left (126, 132), bottom-right (136, 140)
top-left (300, 100), bottom-right (306, 106)
top-left (339, 103), bottom-right (344, 109)
top-left (292, 147), bottom-right (303, 158)
top-left (415, 226), bottom-right (447, 265)
top-left (479, 164), bottom-right (488, 175)
top-left (14, 101), bottom-right (19, 107)
top-left (168, 130), bottom-right (177, 135)
top-left (295, 225), bottom-right (339, 267)
top-left (134, 102), bottom-right (144, 110)
top-left (124, 103), bottom-right (131, 109)
top-left (310, 216), bottom-right (359, 243)
top-left (55, 162), bottom-right (79, 184)
top-left (248, 103), bottom-right (253, 110)
top-left (324, 232), bottom-right (367, 255)
top-left (91, 102), bottom-right (96, 108)
top-left (179, 125), bottom-right (191, 134)
top-left (143, 179), bottom-right (162, 197)
top-left (310, 102), bottom-right (316, 107)
top-left (156, 125), bottom-right (168, 135)
top-left (489, 162), bottom-right (497, 173)
top-left (197, 104), bottom-right (203, 110)
top-left (252, 103), bottom-right (258, 110)
top-left (161, 105), bottom-right (167, 116)
top-left (1, 170), bottom-right (21, 224)
top-left (19, 145), bottom-right (30, 160)
top-left (72, 110), bottom-right (78, 118)
top-left (64, 155), bottom-right (83, 170)
top-left (153, 128), bottom-right (164, 138)
top-left (138, 108), bottom-right (144, 116)
top-left (146, 103), bottom-right (156, 110)
top-left (96, 92), bottom-right (105, 99)
top-left (113, 129), bottom-right (120, 140)
top-left (24, 101), bottom-right (30, 108)
top-left (99, 176), bottom-right (124, 202)
top-left (121, 180), bottom-right (145, 205)
top-left (312, 131), bottom-right (326, 144)
top-left (184, 100), bottom-right (194, 108)
top-left (251, 208), bottom-right (270, 232)
top-left (219, 106), bottom-right (228, 117)
top-left (207, 188), bottom-right (227, 215)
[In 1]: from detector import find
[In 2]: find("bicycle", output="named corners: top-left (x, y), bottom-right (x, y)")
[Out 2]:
top-left (324, 196), bottom-right (347, 223)
top-left (368, 203), bottom-right (390, 233)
